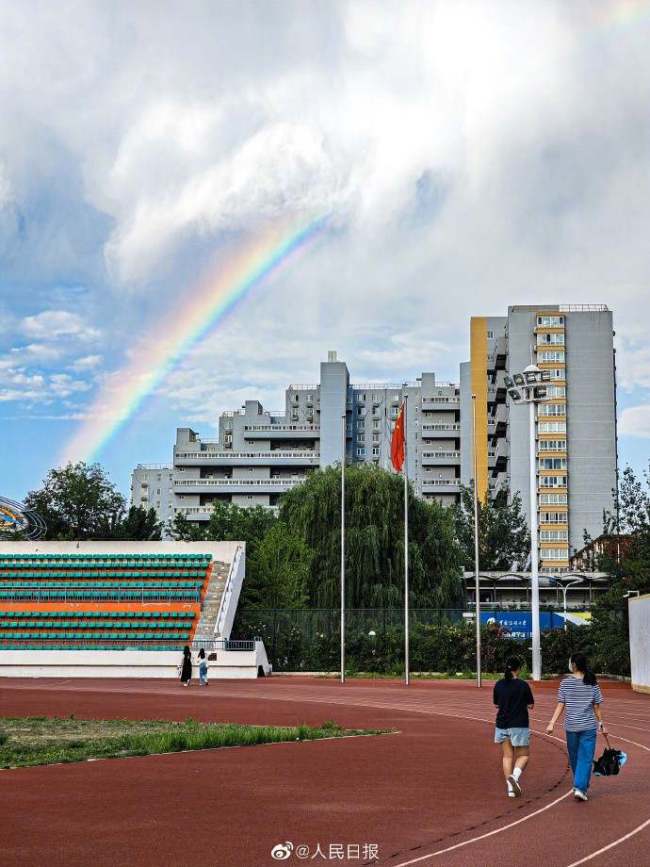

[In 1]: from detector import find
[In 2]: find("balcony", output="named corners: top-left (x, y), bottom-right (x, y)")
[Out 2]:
top-left (175, 451), bottom-right (319, 467)
top-left (421, 479), bottom-right (462, 494)
top-left (243, 424), bottom-right (320, 440)
top-left (421, 451), bottom-right (461, 466)
top-left (174, 477), bottom-right (306, 494)
top-left (422, 396), bottom-right (460, 409)
top-left (421, 423), bottom-right (460, 438)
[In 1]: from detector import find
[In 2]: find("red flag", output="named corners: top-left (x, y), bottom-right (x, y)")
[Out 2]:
top-left (391, 402), bottom-right (405, 472)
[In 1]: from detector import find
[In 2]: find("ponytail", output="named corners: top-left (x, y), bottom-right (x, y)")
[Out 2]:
top-left (570, 653), bottom-right (597, 686)
top-left (504, 656), bottom-right (521, 680)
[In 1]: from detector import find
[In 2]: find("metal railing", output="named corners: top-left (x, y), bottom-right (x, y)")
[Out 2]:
top-left (243, 424), bottom-right (319, 432)
top-left (192, 638), bottom-right (255, 652)
top-left (174, 451), bottom-right (318, 461)
top-left (422, 423), bottom-right (461, 432)
top-left (174, 478), bottom-right (305, 488)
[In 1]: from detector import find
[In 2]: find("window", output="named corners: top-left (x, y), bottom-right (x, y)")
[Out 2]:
top-left (539, 421), bottom-right (566, 433)
top-left (550, 368), bottom-right (565, 380)
top-left (538, 440), bottom-right (567, 451)
top-left (372, 447), bottom-right (379, 456)
top-left (539, 404), bottom-right (566, 416)
top-left (547, 386), bottom-right (566, 398)
top-left (372, 433), bottom-right (380, 442)
top-left (539, 458), bottom-right (567, 470)
top-left (357, 406), bottom-right (365, 417)
top-left (357, 434), bottom-right (364, 444)
top-left (356, 447), bottom-right (366, 457)
top-left (541, 529), bottom-right (568, 541)
top-left (541, 511), bottom-right (567, 523)
top-left (487, 330), bottom-right (494, 338)
top-left (537, 315), bottom-right (564, 327)
top-left (540, 492), bottom-right (568, 505)
top-left (358, 421), bottom-right (365, 431)
top-left (537, 332), bottom-right (565, 345)
top-left (373, 419), bottom-right (381, 430)
top-left (538, 350), bottom-right (565, 362)
top-left (542, 548), bottom-right (569, 560)
top-left (540, 475), bottom-right (568, 487)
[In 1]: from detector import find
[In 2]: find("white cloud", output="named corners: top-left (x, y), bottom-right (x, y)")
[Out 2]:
top-left (21, 310), bottom-right (100, 342)
top-left (620, 405), bottom-right (650, 439)
top-left (71, 354), bottom-right (103, 371)
top-left (48, 373), bottom-right (91, 398)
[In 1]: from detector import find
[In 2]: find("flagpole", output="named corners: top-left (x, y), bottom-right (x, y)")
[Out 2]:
top-left (403, 394), bottom-right (409, 687)
top-left (340, 412), bottom-right (346, 685)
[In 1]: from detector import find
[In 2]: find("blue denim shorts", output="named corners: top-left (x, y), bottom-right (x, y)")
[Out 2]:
top-left (494, 727), bottom-right (530, 747)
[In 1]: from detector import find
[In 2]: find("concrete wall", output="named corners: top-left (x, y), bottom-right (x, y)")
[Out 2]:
top-left (629, 593), bottom-right (650, 694)
top-left (319, 355), bottom-right (349, 467)
top-left (565, 310), bottom-right (616, 554)
top-left (0, 649), bottom-right (261, 679)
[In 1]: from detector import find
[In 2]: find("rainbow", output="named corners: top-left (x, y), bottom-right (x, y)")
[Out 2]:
top-left (60, 215), bottom-right (328, 465)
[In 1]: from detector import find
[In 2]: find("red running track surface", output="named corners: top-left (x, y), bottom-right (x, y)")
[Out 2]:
top-left (0, 677), bottom-right (648, 867)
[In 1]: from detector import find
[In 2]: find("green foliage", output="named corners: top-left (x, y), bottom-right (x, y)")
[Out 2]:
top-left (451, 484), bottom-right (530, 571)
top-left (585, 463), bottom-right (650, 676)
top-left (24, 462), bottom-right (161, 540)
top-left (235, 609), bottom-right (599, 675)
top-left (0, 716), bottom-right (373, 769)
top-left (279, 464), bottom-right (465, 609)
top-left (245, 522), bottom-right (310, 609)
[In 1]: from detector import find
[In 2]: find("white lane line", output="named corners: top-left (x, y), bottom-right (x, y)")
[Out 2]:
top-left (565, 818), bottom-right (650, 867)
top-left (389, 790), bottom-right (573, 867)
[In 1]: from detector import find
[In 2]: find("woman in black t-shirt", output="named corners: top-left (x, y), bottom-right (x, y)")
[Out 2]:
top-left (493, 656), bottom-right (535, 798)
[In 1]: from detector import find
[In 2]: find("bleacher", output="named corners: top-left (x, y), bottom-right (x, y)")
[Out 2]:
top-left (0, 553), bottom-right (213, 649)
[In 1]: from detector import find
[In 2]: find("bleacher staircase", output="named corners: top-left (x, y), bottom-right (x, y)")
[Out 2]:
top-left (193, 560), bottom-right (230, 642)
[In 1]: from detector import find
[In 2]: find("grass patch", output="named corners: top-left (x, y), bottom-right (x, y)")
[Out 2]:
top-left (0, 716), bottom-right (386, 769)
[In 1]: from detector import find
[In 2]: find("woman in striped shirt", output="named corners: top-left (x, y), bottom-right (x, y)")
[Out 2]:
top-left (546, 653), bottom-right (607, 801)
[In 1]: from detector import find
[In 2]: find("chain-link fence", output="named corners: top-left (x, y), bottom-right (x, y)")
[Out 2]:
top-left (232, 607), bottom-right (598, 674)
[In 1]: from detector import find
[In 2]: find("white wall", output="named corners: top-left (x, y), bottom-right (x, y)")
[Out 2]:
top-left (0, 649), bottom-right (260, 679)
top-left (629, 594), bottom-right (650, 694)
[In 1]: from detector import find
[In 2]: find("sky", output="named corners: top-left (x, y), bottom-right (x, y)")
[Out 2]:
top-left (1, 0), bottom-right (649, 501)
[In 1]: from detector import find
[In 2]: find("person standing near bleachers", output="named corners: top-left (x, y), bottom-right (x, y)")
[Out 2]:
top-left (179, 645), bottom-right (192, 686)
top-left (196, 647), bottom-right (208, 686)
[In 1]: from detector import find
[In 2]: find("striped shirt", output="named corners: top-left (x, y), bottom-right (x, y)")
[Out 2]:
top-left (558, 676), bottom-right (603, 731)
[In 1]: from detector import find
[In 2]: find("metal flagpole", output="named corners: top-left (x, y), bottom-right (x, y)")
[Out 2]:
top-left (472, 395), bottom-right (482, 688)
top-left (340, 413), bottom-right (346, 685)
top-left (529, 398), bottom-right (541, 681)
top-left (403, 395), bottom-right (409, 687)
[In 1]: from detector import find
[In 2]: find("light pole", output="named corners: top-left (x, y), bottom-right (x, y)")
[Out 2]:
top-left (557, 576), bottom-right (583, 630)
top-left (471, 394), bottom-right (481, 688)
top-left (340, 413), bottom-right (346, 685)
top-left (504, 364), bottom-right (551, 682)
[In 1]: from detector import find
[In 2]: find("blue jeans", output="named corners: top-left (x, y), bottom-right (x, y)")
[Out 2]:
top-left (566, 728), bottom-right (597, 792)
top-left (199, 663), bottom-right (208, 685)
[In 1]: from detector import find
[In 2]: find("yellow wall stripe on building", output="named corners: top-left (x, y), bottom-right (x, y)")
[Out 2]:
top-left (470, 317), bottom-right (489, 501)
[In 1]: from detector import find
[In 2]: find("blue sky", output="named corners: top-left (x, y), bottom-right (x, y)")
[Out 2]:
top-left (1, 0), bottom-right (649, 502)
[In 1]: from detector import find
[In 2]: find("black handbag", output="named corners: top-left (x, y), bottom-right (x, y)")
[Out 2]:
top-left (593, 732), bottom-right (627, 776)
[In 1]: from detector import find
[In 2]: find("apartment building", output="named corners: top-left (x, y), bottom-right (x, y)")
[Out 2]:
top-left (132, 352), bottom-right (462, 525)
top-left (130, 465), bottom-right (175, 523)
top-left (460, 305), bottom-right (617, 572)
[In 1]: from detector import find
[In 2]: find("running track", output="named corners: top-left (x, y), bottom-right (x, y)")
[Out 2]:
top-left (0, 677), bottom-right (648, 867)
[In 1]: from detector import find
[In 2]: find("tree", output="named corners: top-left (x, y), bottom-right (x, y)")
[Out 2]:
top-left (24, 462), bottom-right (162, 540)
top-left (245, 522), bottom-right (310, 609)
top-left (451, 485), bottom-right (530, 571)
top-left (588, 463), bottom-right (650, 675)
top-left (25, 462), bottom-right (125, 540)
top-left (106, 505), bottom-right (162, 541)
top-left (279, 464), bottom-right (464, 609)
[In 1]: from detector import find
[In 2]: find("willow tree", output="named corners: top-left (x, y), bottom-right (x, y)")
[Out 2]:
top-left (279, 464), bottom-right (464, 609)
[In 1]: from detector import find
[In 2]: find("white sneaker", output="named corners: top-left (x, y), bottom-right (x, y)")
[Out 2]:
top-left (574, 789), bottom-right (588, 802)
top-left (508, 775), bottom-right (522, 797)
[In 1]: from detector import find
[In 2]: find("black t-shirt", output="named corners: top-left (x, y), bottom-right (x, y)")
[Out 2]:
top-left (493, 678), bottom-right (534, 728)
